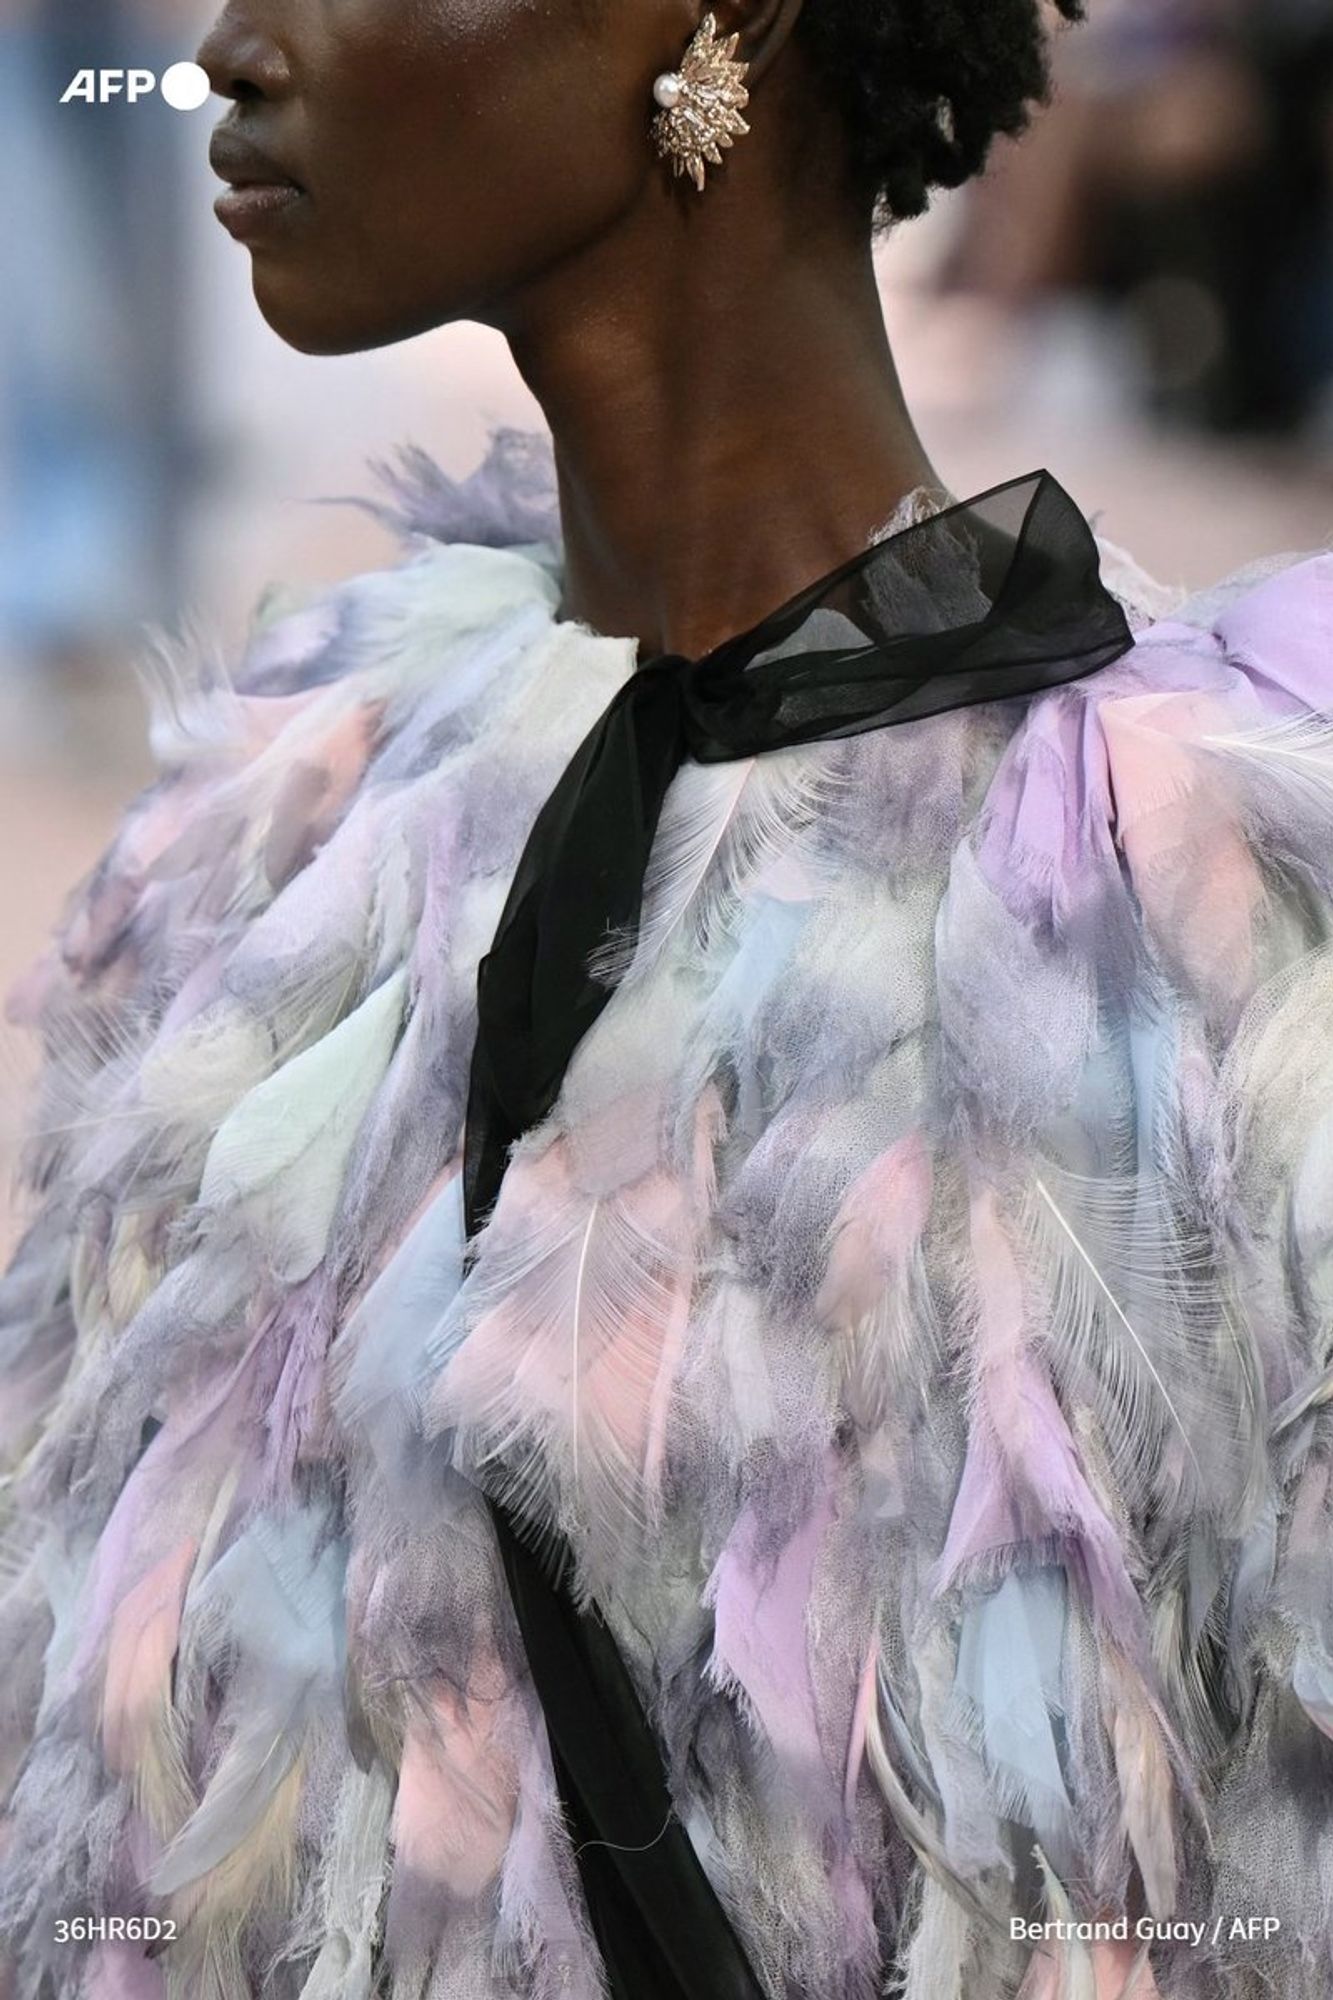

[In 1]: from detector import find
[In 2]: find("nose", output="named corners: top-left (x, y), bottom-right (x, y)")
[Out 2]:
top-left (197, 5), bottom-right (294, 103)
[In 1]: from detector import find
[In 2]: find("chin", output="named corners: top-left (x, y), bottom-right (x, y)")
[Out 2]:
top-left (250, 272), bottom-right (415, 359)
top-left (254, 294), bottom-right (364, 358)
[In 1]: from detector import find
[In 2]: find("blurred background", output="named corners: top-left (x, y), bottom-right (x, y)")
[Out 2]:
top-left (3, 0), bottom-right (1333, 1246)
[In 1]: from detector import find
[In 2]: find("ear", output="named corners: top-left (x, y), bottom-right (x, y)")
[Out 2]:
top-left (716, 0), bottom-right (807, 85)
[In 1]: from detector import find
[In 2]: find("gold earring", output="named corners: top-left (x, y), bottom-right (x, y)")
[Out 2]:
top-left (651, 14), bottom-right (751, 193)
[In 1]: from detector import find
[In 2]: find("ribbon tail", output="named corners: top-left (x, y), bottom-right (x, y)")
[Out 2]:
top-left (491, 1503), bottom-right (765, 2000)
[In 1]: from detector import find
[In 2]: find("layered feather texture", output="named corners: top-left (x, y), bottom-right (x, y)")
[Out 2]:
top-left (2, 438), bottom-right (1333, 2000)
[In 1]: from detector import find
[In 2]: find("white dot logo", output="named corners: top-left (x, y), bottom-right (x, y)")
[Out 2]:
top-left (161, 62), bottom-right (211, 112)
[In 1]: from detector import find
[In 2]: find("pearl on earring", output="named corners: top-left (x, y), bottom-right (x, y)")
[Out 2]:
top-left (653, 73), bottom-right (685, 111)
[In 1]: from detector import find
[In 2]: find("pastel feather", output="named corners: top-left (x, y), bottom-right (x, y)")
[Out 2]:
top-left (99, 1535), bottom-right (198, 1827)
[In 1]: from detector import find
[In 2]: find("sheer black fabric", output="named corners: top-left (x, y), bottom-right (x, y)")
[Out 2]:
top-left (461, 469), bottom-right (1135, 1999)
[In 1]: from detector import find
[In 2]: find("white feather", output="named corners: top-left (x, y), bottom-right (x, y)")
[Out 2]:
top-left (1032, 1172), bottom-right (1202, 1488)
top-left (295, 1762), bottom-right (394, 2000)
top-left (199, 968), bottom-right (406, 1279)
top-left (1200, 710), bottom-right (1333, 800)
top-left (587, 747), bottom-right (847, 989)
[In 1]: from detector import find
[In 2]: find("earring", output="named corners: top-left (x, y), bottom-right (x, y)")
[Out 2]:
top-left (651, 14), bottom-right (751, 193)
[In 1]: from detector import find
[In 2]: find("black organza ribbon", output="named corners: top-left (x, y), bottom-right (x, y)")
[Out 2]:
top-left (461, 470), bottom-right (1134, 1998)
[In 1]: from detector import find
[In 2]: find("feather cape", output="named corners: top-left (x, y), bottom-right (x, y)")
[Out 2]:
top-left (2, 432), bottom-right (1333, 2000)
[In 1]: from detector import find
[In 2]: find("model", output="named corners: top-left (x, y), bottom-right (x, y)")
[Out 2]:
top-left (2, 2), bottom-right (1330, 1997)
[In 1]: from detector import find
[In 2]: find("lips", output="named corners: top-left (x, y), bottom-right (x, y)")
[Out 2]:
top-left (209, 124), bottom-right (307, 242)
top-left (209, 124), bottom-right (304, 195)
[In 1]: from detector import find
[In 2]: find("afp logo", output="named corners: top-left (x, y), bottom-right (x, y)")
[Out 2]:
top-left (61, 62), bottom-right (211, 110)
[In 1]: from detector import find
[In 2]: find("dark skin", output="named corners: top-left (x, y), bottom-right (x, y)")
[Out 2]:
top-left (197, 0), bottom-right (941, 659)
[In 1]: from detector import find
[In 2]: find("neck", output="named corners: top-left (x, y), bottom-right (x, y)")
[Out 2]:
top-left (499, 200), bottom-right (941, 659)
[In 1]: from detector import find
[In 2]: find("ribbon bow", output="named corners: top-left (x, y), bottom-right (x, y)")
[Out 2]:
top-left (464, 468), bottom-right (1132, 1245)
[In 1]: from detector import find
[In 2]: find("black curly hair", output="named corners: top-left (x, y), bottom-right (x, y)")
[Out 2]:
top-left (799, 0), bottom-right (1086, 224)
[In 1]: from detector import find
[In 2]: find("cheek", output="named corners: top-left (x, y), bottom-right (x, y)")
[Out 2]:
top-left (259, 0), bottom-right (656, 353)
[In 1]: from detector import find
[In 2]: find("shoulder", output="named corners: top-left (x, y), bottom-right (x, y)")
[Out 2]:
top-left (1068, 546), bottom-right (1333, 840)
top-left (969, 545), bottom-right (1333, 1033)
top-left (1105, 527), bottom-right (1332, 700)
top-left (229, 430), bottom-right (569, 702)
top-left (988, 542), bottom-right (1333, 813)
top-left (5, 435), bottom-right (595, 1031)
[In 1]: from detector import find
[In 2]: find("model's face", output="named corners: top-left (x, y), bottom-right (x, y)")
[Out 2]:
top-left (197, 0), bottom-right (686, 354)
